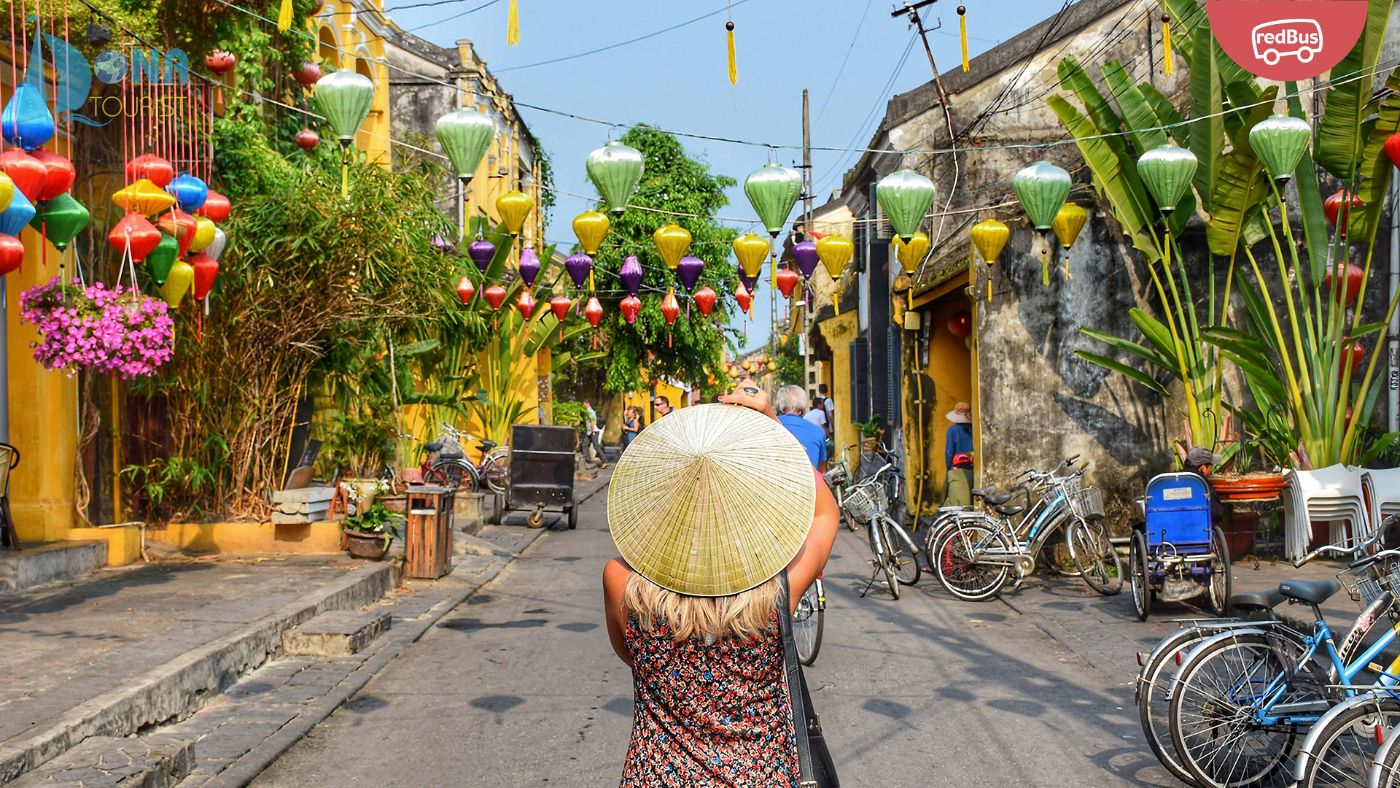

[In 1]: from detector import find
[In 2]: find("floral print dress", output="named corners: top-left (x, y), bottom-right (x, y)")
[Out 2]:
top-left (620, 611), bottom-right (800, 787)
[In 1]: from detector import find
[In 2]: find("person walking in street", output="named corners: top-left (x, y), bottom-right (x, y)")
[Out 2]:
top-left (602, 378), bottom-right (839, 787)
top-left (652, 395), bottom-right (672, 418)
top-left (818, 384), bottom-right (834, 427)
top-left (621, 406), bottom-right (641, 450)
top-left (775, 385), bottom-right (827, 471)
top-left (583, 400), bottom-right (608, 470)
top-left (944, 402), bottom-right (974, 507)
top-left (803, 392), bottom-right (829, 438)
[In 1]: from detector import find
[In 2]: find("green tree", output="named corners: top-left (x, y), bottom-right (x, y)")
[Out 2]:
top-left (773, 334), bottom-right (804, 387)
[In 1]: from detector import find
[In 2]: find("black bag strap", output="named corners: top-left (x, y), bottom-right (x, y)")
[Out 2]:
top-left (778, 571), bottom-right (817, 786)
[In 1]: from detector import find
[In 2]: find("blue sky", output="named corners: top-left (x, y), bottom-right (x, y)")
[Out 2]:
top-left (385, 0), bottom-right (1074, 352)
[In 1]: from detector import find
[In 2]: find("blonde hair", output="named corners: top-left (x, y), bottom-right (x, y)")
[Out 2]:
top-left (624, 572), bottom-right (782, 642)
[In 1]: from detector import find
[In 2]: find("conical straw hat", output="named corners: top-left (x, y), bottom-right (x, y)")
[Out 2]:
top-left (607, 403), bottom-right (817, 597)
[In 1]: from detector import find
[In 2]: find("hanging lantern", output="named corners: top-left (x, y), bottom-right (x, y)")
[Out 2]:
top-left (294, 61), bottom-right (322, 88)
top-left (483, 284), bottom-right (508, 311)
top-left (776, 267), bottom-right (800, 299)
top-left (516, 289), bottom-right (537, 320)
top-left (1248, 114), bottom-right (1312, 181)
top-left (654, 224), bottom-right (692, 270)
top-left (145, 235), bottom-right (180, 286)
top-left (733, 232), bottom-right (768, 279)
top-left (661, 290), bottom-right (680, 326)
top-left (891, 232), bottom-right (930, 276)
top-left (497, 190), bottom-right (533, 235)
top-left (793, 241), bottom-right (819, 280)
top-left (1012, 161), bottom-right (1071, 230)
top-left (168, 174), bottom-right (209, 213)
top-left (584, 296), bottom-right (604, 328)
top-left (947, 311), bottom-right (972, 338)
top-left (1, 149), bottom-right (46, 202)
top-left (204, 50), bottom-right (236, 75)
top-left (518, 247), bottom-right (541, 287)
top-left (816, 234), bottom-right (853, 279)
top-left (435, 108), bottom-right (495, 184)
top-left (196, 191), bottom-right (231, 223)
top-left (744, 163), bottom-right (802, 237)
top-left (1342, 341), bottom-right (1366, 377)
top-left (970, 219), bottom-right (1009, 263)
top-left (0, 234), bottom-right (22, 276)
top-left (550, 296), bottom-right (573, 322)
top-left (30, 151), bottom-right (75, 201)
top-left (619, 254), bottom-right (643, 296)
top-left (735, 281), bottom-right (753, 314)
top-left (1324, 190), bottom-right (1364, 237)
top-left (158, 210), bottom-right (200, 258)
top-left (112, 179), bottom-right (176, 216)
top-left (694, 286), bottom-right (717, 317)
top-left (456, 276), bottom-right (476, 305)
top-left (190, 253), bottom-right (219, 302)
top-left (295, 128), bottom-right (319, 151)
top-left (677, 256), bottom-right (704, 292)
top-left (313, 71), bottom-right (375, 146)
top-left (30, 194), bottom-right (89, 252)
top-left (160, 259), bottom-right (195, 308)
top-left (565, 252), bottom-right (593, 289)
top-left (572, 210), bottom-right (609, 255)
top-left (0, 189), bottom-right (35, 237)
top-left (190, 217), bottom-right (218, 253)
top-left (1051, 204), bottom-right (1088, 249)
top-left (1385, 132), bottom-right (1400, 169)
top-left (107, 213), bottom-right (162, 262)
top-left (876, 169), bottom-right (937, 241)
top-left (468, 238), bottom-right (496, 273)
top-left (0, 83), bottom-right (56, 151)
top-left (0, 172), bottom-right (12, 215)
top-left (620, 295), bottom-right (642, 325)
top-left (1324, 261), bottom-right (1365, 307)
top-left (206, 227), bottom-right (228, 262)
top-left (125, 154), bottom-right (175, 188)
top-left (586, 141), bottom-right (644, 216)
top-left (739, 271), bottom-right (759, 294)
top-left (1136, 145), bottom-right (1197, 213)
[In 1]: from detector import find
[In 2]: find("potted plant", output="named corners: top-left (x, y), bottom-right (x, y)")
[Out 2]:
top-left (855, 414), bottom-right (883, 453)
top-left (342, 502), bottom-right (403, 560)
top-left (19, 277), bottom-right (174, 378)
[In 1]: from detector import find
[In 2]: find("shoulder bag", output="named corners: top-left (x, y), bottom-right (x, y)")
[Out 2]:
top-left (778, 572), bottom-right (839, 788)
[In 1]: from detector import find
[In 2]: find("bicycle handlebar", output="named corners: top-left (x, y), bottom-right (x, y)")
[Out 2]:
top-left (1295, 527), bottom-right (1385, 568)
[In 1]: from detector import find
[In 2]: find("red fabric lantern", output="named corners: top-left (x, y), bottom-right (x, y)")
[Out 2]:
top-left (107, 213), bottom-right (162, 262)
top-left (197, 190), bottom-right (231, 222)
top-left (483, 284), bottom-right (507, 311)
top-left (661, 291), bottom-right (680, 326)
top-left (1, 148), bottom-right (46, 202)
top-left (775, 268), bottom-right (800, 299)
top-left (735, 282), bottom-right (752, 314)
top-left (694, 286), bottom-right (717, 317)
top-left (30, 150), bottom-right (74, 200)
top-left (1324, 262), bottom-right (1365, 307)
top-left (295, 129), bottom-right (319, 151)
top-left (550, 296), bottom-right (572, 322)
top-left (947, 311), bottom-right (972, 338)
top-left (0, 233), bottom-right (23, 276)
top-left (1323, 190), bottom-right (1363, 237)
top-left (1385, 132), bottom-right (1400, 169)
top-left (125, 154), bottom-right (174, 187)
top-left (455, 276), bottom-right (475, 305)
top-left (190, 253), bottom-right (219, 301)
top-left (204, 50), bottom-right (237, 75)
top-left (294, 61), bottom-right (322, 88)
top-left (158, 210), bottom-right (199, 258)
top-left (516, 289), bottom-right (536, 320)
top-left (584, 296), bottom-right (604, 328)
top-left (620, 295), bottom-right (641, 325)
top-left (1341, 341), bottom-right (1366, 377)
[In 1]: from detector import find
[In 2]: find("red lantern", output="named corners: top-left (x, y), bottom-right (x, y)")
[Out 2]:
top-left (295, 128), bottom-right (319, 151)
top-left (584, 296), bottom-right (604, 328)
top-left (197, 190), bottom-right (231, 222)
top-left (125, 154), bottom-right (174, 188)
top-left (455, 276), bottom-right (475, 305)
top-left (1385, 132), bottom-right (1400, 169)
top-left (0, 234), bottom-right (23, 276)
top-left (947, 311), bottom-right (972, 338)
top-left (483, 284), bottom-right (507, 311)
top-left (620, 295), bottom-right (641, 325)
top-left (694, 286), bottom-right (717, 317)
top-left (30, 150), bottom-right (74, 200)
top-left (311, 0), bottom-right (325, 14)
top-left (1341, 340), bottom-right (1366, 378)
top-left (204, 50), bottom-right (237, 75)
top-left (735, 282), bottom-right (752, 314)
top-left (190, 253), bottom-right (219, 301)
top-left (107, 213), bottom-right (162, 262)
top-left (516, 289), bottom-right (536, 320)
top-left (661, 291), bottom-right (680, 326)
top-left (775, 268), bottom-right (800, 299)
top-left (294, 61), bottom-right (322, 88)
top-left (1, 148), bottom-right (46, 202)
top-left (1324, 262), bottom-right (1365, 307)
top-left (1324, 190), bottom-right (1363, 237)
top-left (550, 296), bottom-right (572, 322)
top-left (158, 210), bottom-right (199, 258)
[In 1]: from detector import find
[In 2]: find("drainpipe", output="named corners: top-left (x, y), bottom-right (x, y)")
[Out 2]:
top-left (1390, 173), bottom-right (1399, 433)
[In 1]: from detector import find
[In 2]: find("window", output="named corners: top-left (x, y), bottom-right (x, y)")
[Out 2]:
top-left (318, 27), bottom-right (338, 67)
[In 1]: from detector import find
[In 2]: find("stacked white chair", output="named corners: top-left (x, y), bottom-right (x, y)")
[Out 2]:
top-left (1283, 465), bottom-right (1373, 560)
top-left (1366, 467), bottom-right (1400, 523)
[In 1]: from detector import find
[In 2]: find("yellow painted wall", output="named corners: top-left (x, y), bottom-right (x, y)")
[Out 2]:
top-left (908, 280), bottom-right (974, 509)
top-left (816, 310), bottom-right (859, 471)
top-left (147, 521), bottom-right (343, 555)
top-left (69, 526), bottom-right (143, 566)
top-left (316, 2), bottom-right (392, 163)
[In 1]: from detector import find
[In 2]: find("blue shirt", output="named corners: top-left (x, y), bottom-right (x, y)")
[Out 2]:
top-left (779, 413), bottom-right (828, 468)
top-left (946, 422), bottom-right (973, 469)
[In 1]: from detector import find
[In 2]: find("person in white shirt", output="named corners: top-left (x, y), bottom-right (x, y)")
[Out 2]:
top-left (803, 395), bottom-right (829, 436)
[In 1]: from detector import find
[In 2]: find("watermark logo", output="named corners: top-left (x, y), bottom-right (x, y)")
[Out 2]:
top-left (1207, 0), bottom-right (1366, 80)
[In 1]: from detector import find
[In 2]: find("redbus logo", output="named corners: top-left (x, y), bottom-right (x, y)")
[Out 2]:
top-left (1208, 0), bottom-right (1365, 80)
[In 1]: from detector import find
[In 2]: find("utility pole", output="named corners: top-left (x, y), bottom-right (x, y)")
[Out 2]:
top-left (802, 88), bottom-right (813, 396)
top-left (892, 0), bottom-right (957, 137)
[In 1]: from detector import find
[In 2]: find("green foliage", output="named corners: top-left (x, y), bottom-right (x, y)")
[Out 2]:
top-left (343, 502), bottom-right (403, 552)
top-left (551, 401), bottom-right (587, 429)
top-left (119, 449), bottom-right (224, 523)
top-left (774, 335), bottom-right (804, 387)
top-left (855, 415), bottom-right (883, 439)
top-left (533, 137), bottom-right (556, 229)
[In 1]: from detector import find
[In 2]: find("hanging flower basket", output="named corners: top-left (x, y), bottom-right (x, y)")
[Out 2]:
top-left (18, 277), bottom-right (174, 378)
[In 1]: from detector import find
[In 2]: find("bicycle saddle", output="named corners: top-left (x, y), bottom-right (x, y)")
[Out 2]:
top-left (985, 492), bottom-right (1013, 506)
top-left (478, 440), bottom-right (498, 451)
top-left (1277, 579), bottom-right (1340, 605)
top-left (424, 441), bottom-right (444, 453)
top-left (994, 504), bottom-right (1025, 517)
top-left (1229, 589), bottom-right (1286, 612)
top-left (970, 487), bottom-right (992, 498)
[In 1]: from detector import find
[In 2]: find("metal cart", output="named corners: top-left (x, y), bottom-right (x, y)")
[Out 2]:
top-left (490, 424), bottom-right (578, 529)
top-left (1129, 472), bottom-right (1231, 621)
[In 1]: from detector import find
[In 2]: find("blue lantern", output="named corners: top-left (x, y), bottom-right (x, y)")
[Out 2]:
top-left (0, 83), bottom-right (56, 151)
top-left (167, 174), bottom-right (209, 213)
top-left (0, 189), bottom-right (35, 237)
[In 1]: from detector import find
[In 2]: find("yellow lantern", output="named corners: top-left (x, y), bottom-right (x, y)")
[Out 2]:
top-left (891, 231), bottom-right (930, 276)
top-left (112, 179), bottom-right (176, 216)
top-left (732, 232), bottom-right (769, 279)
top-left (189, 216), bottom-right (217, 253)
top-left (1051, 203), bottom-right (1088, 283)
top-left (0, 173), bottom-right (13, 214)
top-left (160, 259), bottom-right (195, 308)
top-left (970, 219), bottom-right (1010, 302)
top-left (654, 224), bottom-right (692, 270)
top-left (496, 190), bottom-right (533, 236)
top-left (815, 234), bottom-right (854, 316)
top-left (572, 210), bottom-right (610, 255)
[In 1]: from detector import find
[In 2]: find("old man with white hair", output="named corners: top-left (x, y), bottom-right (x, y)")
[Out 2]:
top-left (775, 384), bottom-right (828, 471)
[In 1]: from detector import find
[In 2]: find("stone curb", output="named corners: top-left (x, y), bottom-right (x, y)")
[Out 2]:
top-left (0, 563), bottom-right (395, 783)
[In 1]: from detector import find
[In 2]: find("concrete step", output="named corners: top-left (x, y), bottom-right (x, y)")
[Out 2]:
top-left (9, 735), bottom-right (194, 787)
top-left (282, 609), bottom-right (391, 658)
top-left (0, 541), bottom-right (107, 594)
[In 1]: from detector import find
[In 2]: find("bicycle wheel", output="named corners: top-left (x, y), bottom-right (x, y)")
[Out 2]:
top-left (1168, 631), bottom-right (1306, 788)
top-left (1138, 627), bottom-right (1225, 785)
top-left (867, 521), bottom-right (900, 600)
top-left (793, 580), bottom-right (824, 666)
top-left (1371, 721), bottom-right (1400, 788)
top-left (932, 520), bottom-right (1011, 602)
top-left (1297, 695), bottom-right (1400, 788)
top-left (481, 447), bottom-right (510, 494)
top-left (881, 518), bottom-right (922, 586)
top-left (429, 459), bottom-right (478, 493)
top-left (1130, 530), bottom-right (1151, 621)
top-left (1208, 526), bottom-right (1233, 617)
top-left (1070, 517), bottom-right (1123, 596)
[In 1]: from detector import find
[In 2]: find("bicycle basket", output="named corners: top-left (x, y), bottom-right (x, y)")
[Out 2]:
top-left (1070, 487), bottom-right (1105, 520)
top-left (844, 483), bottom-right (887, 524)
top-left (1340, 568), bottom-right (1388, 609)
top-left (824, 460), bottom-right (849, 488)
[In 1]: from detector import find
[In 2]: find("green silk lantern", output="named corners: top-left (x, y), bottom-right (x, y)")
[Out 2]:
top-left (146, 234), bottom-right (179, 286)
top-left (1012, 161), bottom-right (1071, 230)
top-left (312, 70), bottom-right (375, 198)
top-left (30, 193), bottom-right (88, 251)
top-left (435, 107), bottom-right (495, 184)
top-left (744, 163), bottom-right (801, 238)
top-left (1136, 145), bottom-right (1197, 213)
top-left (875, 169), bottom-right (936, 241)
top-left (586, 141), bottom-right (644, 216)
top-left (160, 259), bottom-right (195, 308)
top-left (1249, 114), bottom-right (1311, 181)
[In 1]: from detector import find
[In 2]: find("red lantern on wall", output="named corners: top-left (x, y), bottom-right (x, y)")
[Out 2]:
top-left (295, 129), bottom-right (320, 151)
top-left (1385, 132), bottom-right (1400, 169)
top-left (1323, 190), bottom-right (1363, 237)
top-left (1324, 262), bottom-right (1365, 307)
top-left (294, 61), bottom-right (322, 88)
top-left (205, 50), bottom-right (237, 75)
top-left (0, 234), bottom-right (23, 276)
top-left (947, 311), bottom-right (972, 338)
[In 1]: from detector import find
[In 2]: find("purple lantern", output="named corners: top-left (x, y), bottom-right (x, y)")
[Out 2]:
top-left (740, 271), bottom-right (759, 293)
top-left (793, 241), bottom-right (819, 280)
top-left (518, 247), bottom-right (541, 287)
top-left (432, 234), bottom-right (453, 253)
top-left (676, 255), bottom-right (704, 293)
top-left (619, 254), bottom-right (643, 297)
top-left (468, 238), bottom-right (496, 274)
top-left (565, 252), bottom-right (593, 289)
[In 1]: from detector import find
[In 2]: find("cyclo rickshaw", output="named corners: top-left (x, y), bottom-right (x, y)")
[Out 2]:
top-left (1128, 472), bottom-right (1231, 621)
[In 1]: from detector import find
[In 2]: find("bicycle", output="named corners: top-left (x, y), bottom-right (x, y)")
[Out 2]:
top-left (793, 573), bottom-right (825, 666)
top-left (393, 424), bottom-right (510, 494)
top-left (859, 441), bottom-right (907, 526)
top-left (824, 450), bottom-right (858, 532)
top-left (844, 463), bottom-right (923, 600)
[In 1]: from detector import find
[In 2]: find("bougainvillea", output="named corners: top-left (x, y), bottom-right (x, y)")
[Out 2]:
top-left (19, 278), bottom-right (175, 378)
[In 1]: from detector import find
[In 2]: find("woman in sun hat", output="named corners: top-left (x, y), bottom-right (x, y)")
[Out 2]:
top-left (602, 377), bottom-right (839, 787)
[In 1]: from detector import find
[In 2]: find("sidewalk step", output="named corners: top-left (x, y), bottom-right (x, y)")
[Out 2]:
top-left (282, 609), bottom-right (391, 658)
top-left (10, 735), bottom-right (194, 787)
top-left (0, 541), bottom-right (107, 594)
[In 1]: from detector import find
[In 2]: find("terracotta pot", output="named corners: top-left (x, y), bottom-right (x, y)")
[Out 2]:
top-left (379, 495), bottom-right (407, 515)
top-left (1208, 472), bottom-right (1288, 503)
top-left (1222, 512), bottom-right (1260, 561)
top-left (344, 530), bottom-right (388, 560)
